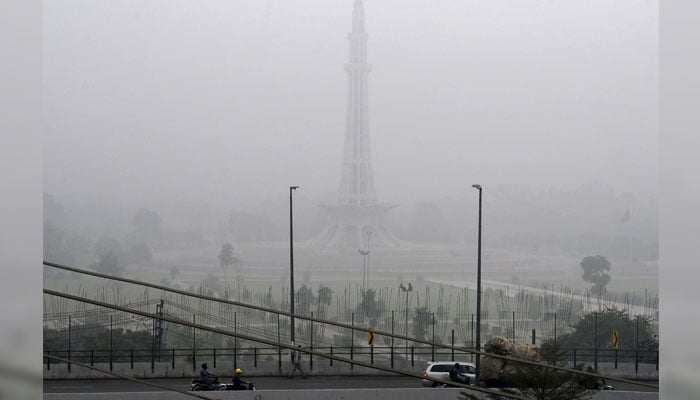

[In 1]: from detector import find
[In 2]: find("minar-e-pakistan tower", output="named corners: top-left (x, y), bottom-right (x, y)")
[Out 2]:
top-left (315, 0), bottom-right (400, 248)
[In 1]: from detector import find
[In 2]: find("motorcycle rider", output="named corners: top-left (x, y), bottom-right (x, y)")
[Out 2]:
top-left (199, 363), bottom-right (218, 389)
top-left (449, 363), bottom-right (469, 385)
top-left (231, 368), bottom-right (253, 390)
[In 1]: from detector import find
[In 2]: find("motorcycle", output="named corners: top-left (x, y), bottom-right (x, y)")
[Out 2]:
top-left (222, 381), bottom-right (256, 391)
top-left (190, 376), bottom-right (256, 391)
top-left (190, 377), bottom-right (222, 391)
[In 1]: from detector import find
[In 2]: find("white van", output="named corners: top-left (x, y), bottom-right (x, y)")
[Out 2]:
top-left (421, 361), bottom-right (476, 387)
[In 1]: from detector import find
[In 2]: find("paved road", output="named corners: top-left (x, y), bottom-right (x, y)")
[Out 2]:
top-left (44, 376), bottom-right (657, 393)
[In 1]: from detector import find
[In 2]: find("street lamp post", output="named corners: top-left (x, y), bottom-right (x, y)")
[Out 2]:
top-left (365, 231), bottom-right (372, 289)
top-left (289, 185), bottom-right (299, 344)
top-left (399, 282), bottom-right (413, 356)
top-left (472, 184), bottom-right (483, 385)
top-left (359, 231), bottom-right (372, 291)
top-left (359, 249), bottom-right (369, 291)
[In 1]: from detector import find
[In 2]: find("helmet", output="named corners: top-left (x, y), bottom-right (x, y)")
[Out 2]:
top-left (201, 363), bottom-right (208, 369)
top-left (235, 368), bottom-right (242, 374)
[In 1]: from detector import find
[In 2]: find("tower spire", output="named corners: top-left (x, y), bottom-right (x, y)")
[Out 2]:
top-left (313, 0), bottom-right (400, 248)
top-left (340, 0), bottom-right (374, 206)
top-left (352, 0), bottom-right (366, 34)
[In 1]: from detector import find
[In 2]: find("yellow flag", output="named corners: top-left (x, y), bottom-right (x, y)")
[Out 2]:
top-left (612, 330), bottom-right (619, 350)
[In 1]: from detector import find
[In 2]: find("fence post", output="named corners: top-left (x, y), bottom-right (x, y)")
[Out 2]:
top-left (172, 348), bottom-right (175, 370)
top-left (594, 312), bottom-right (598, 371)
top-left (68, 315), bottom-right (71, 373)
top-left (192, 314), bottom-right (196, 372)
top-left (90, 350), bottom-right (94, 367)
top-left (47, 351), bottom-right (51, 370)
top-left (451, 330), bottom-right (455, 362)
top-left (411, 346), bottom-right (414, 367)
top-left (278, 346), bottom-right (282, 374)
top-left (655, 349), bottom-right (659, 371)
top-left (573, 348), bottom-right (577, 365)
top-left (614, 349), bottom-right (618, 369)
top-left (391, 310), bottom-right (395, 368)
top-left (233, 312), bottom-right (237, 370)
top-left (350, 312), bottom-right (354, 371)
top-left (512, 311), bottom-right (515, 343)
top-left (471, 314), bottom-right (474, 362)
top-left (213, 348), bottom-right (217, 369)
top-left (151, 311), bottom-right (155, 373)
top-left (371, 345), bottom-right (374, 364)
top-left (635, 316), bottom-right (639, 374)
top-left (532, 329), bottom-right (536, 345)
top-left (277, 314), bottom-right (282, 374)
top-left (310, 311), bottom-right (314, 371)
top-left (330, 345), bottom-right (333, 367)
top-left (432, 312), bottom-right (435, 362)
top-left (554, 313), bottom-right (557, 346)
top-left (109, 315), bottom-right (113, 371)
top-left (254, 347), bottom-right (257, 368)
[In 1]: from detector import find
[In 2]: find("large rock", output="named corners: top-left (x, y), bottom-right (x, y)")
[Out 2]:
top-left (480, 336), bottom-right (541, 381)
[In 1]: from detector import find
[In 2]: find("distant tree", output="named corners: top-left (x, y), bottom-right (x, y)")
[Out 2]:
top-left (217, 243), bottom-right (237, 278)
top-left (558, 307), bottom-right (655, 351)
top-left (412, 305), bottom-right (431, 340)
top-left (92, 252), bottom-right (125, 276)
top-left (295, 284), bottom-right (316, 316)
top-left (580, 255), bottom-right (611, 294)
top-left (316, 284), bottom-right (333, 319)
top-left (479, 339), bottom-right (595, 400)
top-left (133, 208), bottom-right (162, 241)
top-left (357, 289), bottom-right (382, 326)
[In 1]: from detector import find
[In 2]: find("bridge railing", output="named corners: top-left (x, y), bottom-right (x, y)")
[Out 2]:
top-left (44, 345), bottom-right (658, 374)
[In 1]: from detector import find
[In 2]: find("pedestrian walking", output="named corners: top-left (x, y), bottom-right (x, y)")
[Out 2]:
top-left (288, 344), bottom-right (307, 379)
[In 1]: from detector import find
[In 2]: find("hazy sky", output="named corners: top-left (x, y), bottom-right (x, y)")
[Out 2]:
top-left (43, 0), bottom-right (658, 218)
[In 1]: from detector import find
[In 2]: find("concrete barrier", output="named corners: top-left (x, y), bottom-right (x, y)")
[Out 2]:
top-left (43, 388), bottom-right (659, 400)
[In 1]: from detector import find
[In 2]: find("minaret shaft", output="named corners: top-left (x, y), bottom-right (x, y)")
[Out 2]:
top-left (314, 0), bottom-right (400, 248)
top-left (339, 0), bottom-right (375, 206)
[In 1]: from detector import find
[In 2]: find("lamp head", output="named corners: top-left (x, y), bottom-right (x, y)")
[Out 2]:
top-left (472, 184), bottom-right (481, 190)
top-left (290, 186), bottom-right (299, 190)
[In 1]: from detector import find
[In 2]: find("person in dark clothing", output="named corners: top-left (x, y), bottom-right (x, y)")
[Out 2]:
top-left (449, 363), bottom-right (469, 384)
top-left (199, 363), bottom-right (219, 389)
top-left (231, 368), bottom-right (253, 390)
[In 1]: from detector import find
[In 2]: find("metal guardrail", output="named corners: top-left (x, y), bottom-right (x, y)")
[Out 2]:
top-left (44, 345), bottom-right (659, 374)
